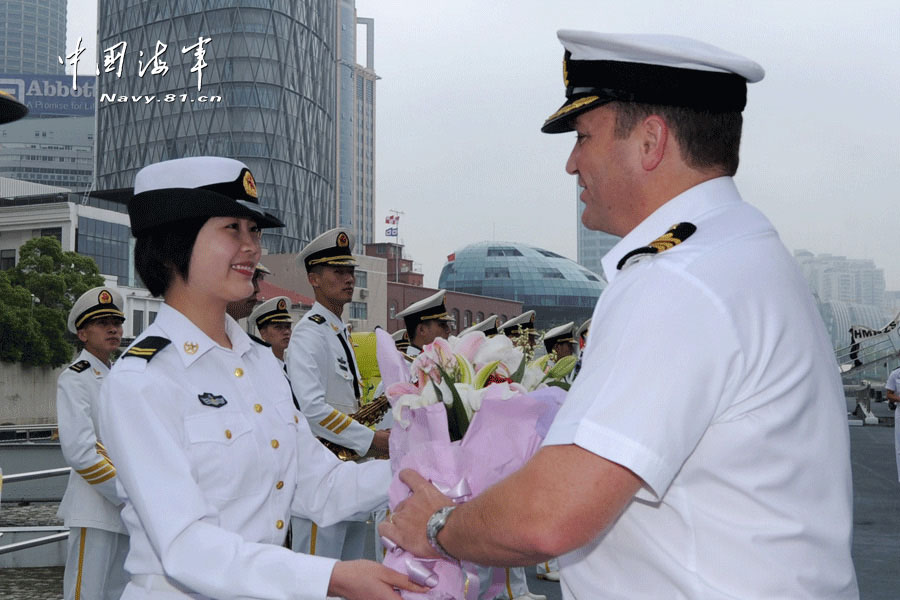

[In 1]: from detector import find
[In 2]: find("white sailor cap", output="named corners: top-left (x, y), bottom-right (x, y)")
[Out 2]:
top-left (542, 321), bottom-right (577, 354)
top-left (0, 90), bottom-right (28, 124)
top-left (67, 286), bottom-right (125, 334)
top-left (129, 157), bottom-right (284, 235)
top-left (249, 296), bottom-right (292, 331)
top-left (499, 310), bottom-right (537, 336)
top-left (255, 262), bottom-right (271, 276)
top-left (460, 314), bottom-right (501, 337)
top-left (396, 290), bottom-right (455, 331)
top-left (297, 227), bottom-right (357, 272)
top-left (542, 31), bottom-right (765, 133)
top-left (577, 318), bottom-right (591, 340)
top-left (391, 328), bottom-right (410, 351)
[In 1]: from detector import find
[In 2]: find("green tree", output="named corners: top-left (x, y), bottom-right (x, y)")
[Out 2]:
top-left (0, 237), bottom-right (104, 367)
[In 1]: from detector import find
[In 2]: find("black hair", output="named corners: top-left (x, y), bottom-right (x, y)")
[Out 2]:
top-left (612, 102), bottom-right (743, 176)
top-left (134, 218), bottom-right (208, 297)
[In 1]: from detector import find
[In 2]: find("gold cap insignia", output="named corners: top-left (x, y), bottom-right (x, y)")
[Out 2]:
top-left (183, 342), bottom-right (199, 355)
top-left (98, 290), bottom-right (112, 304)
top-left (277, 299), bottom-right (286, 311)
top-left (337, 232), bottom-right (349, 248)
top-left (242, 170), bottom-right (258, 199)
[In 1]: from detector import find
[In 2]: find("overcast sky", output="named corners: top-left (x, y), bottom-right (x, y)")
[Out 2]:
top-left (69, 1), bottom-right (900, 289)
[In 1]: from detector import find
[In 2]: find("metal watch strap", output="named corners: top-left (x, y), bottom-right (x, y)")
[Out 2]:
top-left (426, 505), bottom-right (457, 561)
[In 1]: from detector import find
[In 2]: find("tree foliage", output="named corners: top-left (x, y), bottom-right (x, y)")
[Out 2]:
top-left (0, 237), bottom-right (104, 368)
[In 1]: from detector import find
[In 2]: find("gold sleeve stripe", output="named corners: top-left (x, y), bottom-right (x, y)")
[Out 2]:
top-left (326, 414), bottom-right (351, 433)
top-left (82, 463), bottom-right (116, 484)
top-left (88, 468), bottom-right (116, 485)
top-left (77, 458), bottom-right (111, 475)
top-left (333, 416), bottom-right (354, 434)
top-left (319, 410), bottom-right (340, 428)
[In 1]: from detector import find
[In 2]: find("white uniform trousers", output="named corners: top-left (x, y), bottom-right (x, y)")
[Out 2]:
top-left (535, 557), bottom-right (559, 578)
top-left (64, 526), bottom-right (129, 600)
top-left (477, 566), bottom-right (534, 599)
top-left (290, 516), bottom-right (367, 560)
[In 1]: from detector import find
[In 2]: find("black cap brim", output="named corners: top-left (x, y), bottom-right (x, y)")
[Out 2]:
top-left (128, 187), bottom-right (284, 235)
top-left (0, 94), bottom-right (28, 124)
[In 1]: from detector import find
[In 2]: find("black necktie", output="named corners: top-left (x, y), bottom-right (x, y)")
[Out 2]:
top-left (336, 331), bottom-right (361, 400)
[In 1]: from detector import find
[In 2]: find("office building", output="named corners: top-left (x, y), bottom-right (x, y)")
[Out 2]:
top-left (576, 186), bottom-right (619, 276)
top-left (0, 0), bottom-right (66, 75)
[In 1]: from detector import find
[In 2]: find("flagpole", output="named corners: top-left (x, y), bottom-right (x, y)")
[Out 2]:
top-left (387, 209), bottom-right (404, 283)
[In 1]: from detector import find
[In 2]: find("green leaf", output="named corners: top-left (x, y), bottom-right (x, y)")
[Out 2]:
top-left (474, 360), bottom-right (501, 389)
top-left (435, 363), bottom-right (469, 441)
top-left (510, 355), bottom-right (527, 384)
top-left (545, 380), bottom-right (571, 392)
top-left (544, 355), bottom-right (577, 381)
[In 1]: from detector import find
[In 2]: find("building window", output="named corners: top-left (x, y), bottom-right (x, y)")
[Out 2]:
top-left (148, 311), bottom-right (157, 325)
top-left (355, 269), bottom-right (367, 289)
top-left (349, 302), bottom-right (367, 320)
top-left (133, 309), bottom-right (144, 337)
top-left (40, 227), bottom-right (62, 243)
top-left (500, 315), bottom-right (507, 323)
top-left (452, 309), bottom-right (460, 328)
top-left (487, 246), bottom-right (522, 257)
top-left (463, 310), bottom-right (472, 328)
top-left (485, 267), bottom-right (510, 279)
top-left (0, 249), bottom-right (16, 270)
top-left (389, 302), bottom-right (397, 319)
top-left (476, 312), bottom-right (484, 323)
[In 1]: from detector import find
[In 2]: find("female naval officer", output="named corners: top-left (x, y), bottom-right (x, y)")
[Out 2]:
top-left (97, 156), bottom-right (425, 600)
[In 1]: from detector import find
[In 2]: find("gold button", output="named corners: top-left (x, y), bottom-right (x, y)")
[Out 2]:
top-left (234, 368), bottom-right (244, 377)
top-left (276, 520), bottom-right (284, 530)
top-left (271, 439), bottom-right (279, 449)
top-left (254, 404), bottom-right (262, 413)
top-left (276, 481), bottom-right (284, 490)
top-left (225, 429), bottom-right (232, 439)
top-left (294, 415), bottom-right (299, 423)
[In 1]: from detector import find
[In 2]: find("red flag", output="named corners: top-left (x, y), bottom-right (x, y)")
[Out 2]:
top-left (447, 253), bottom-right (455, 262)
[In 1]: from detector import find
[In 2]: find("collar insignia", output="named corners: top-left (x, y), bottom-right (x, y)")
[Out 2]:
top-left (308, 314), bottom-right (326, 325)
top-left (198, 393), bottom-right (227, 408)
top-left (183, 342), bottom-right (199, 355)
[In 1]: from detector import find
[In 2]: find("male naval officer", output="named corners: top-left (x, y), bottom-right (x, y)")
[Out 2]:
top-left (286, 227), bottom-right (389, 560)
top-left (499, 310), bottom-right (539, 348)
top-left (395, 289), bottom-right (456, 357)
top-left (459, 314), bottom-right (501, 337)
top-left (249, 296), bottom-right (293, 366)
top-left (56, 287), bottom-right (129, 600)
top-left (0, 89), bottom-right (28, 123)
top-left (382, 31), bottom-right (857, 599)
top-left (225, 262), bottom-right (270, 321)
top-left (541, 322), bottom-right (578, 360)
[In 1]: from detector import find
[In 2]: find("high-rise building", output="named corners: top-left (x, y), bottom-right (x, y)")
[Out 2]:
top-left (0, 0), bottom-right (66, 75)
top-left (0, 115), bottom-right (93, 190)
top-left (576, 186), bottom-right (619, 277)
top-left (95, 1), bottom-right (340, 253)
top-left (336, 2), bottom-right (376, 251)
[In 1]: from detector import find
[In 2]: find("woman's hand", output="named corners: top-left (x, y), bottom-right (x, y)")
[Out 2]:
top-left (328, 559), bottom-right (429, 600)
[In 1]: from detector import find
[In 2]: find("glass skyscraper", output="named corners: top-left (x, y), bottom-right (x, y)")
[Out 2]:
top-left (0, 0), bottom-right (66, 75)
top-left (95, 1), bottom-right (339, 253)
top-left (576, 185), bottom-right (619, 277)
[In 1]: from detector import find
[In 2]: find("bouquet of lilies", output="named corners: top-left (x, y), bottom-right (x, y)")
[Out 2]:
top-left (375, 329), bottom-right (572, 600)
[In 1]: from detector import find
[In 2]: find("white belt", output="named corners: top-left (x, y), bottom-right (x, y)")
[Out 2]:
top-left (131, 574), bottom-right (195, 596)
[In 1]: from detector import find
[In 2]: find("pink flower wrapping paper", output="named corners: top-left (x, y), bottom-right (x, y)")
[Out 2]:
top-left (375, 328), bottom-right (565, 599)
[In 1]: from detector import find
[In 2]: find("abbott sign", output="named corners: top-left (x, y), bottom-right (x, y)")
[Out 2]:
top-left (0, 74), bottom-right (96, 117)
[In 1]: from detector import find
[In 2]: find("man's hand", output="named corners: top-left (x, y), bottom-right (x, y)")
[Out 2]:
top-left (378, 469), bottom-right (454, 559)
top-left (370, 429), bottom-right (391, 456)
top-left (328, 559), bottom-right (428, 599)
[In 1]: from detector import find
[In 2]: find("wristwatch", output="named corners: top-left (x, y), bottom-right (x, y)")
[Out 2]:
top-left (426, 505), bottom-right (457, 561)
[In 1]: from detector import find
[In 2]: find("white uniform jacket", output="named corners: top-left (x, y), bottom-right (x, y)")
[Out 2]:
top-left (543, 177), bottom-right (857, 599)
top-left (99, 304), bottom-right (390, 600)
top-left (286, 302), bottom-right (373, 455)
top-left (56, 348), bottom-right (125, 533)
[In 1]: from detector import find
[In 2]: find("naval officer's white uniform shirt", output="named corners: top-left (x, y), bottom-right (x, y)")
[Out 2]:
top-left (287, 301), bottom-right (374, 455)
top-left (543, 177), bottom-right (858, 599)
top-left (57, 348), bottom-right (126, 531)
top-left (99, 303), bottom-right (390, 600)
